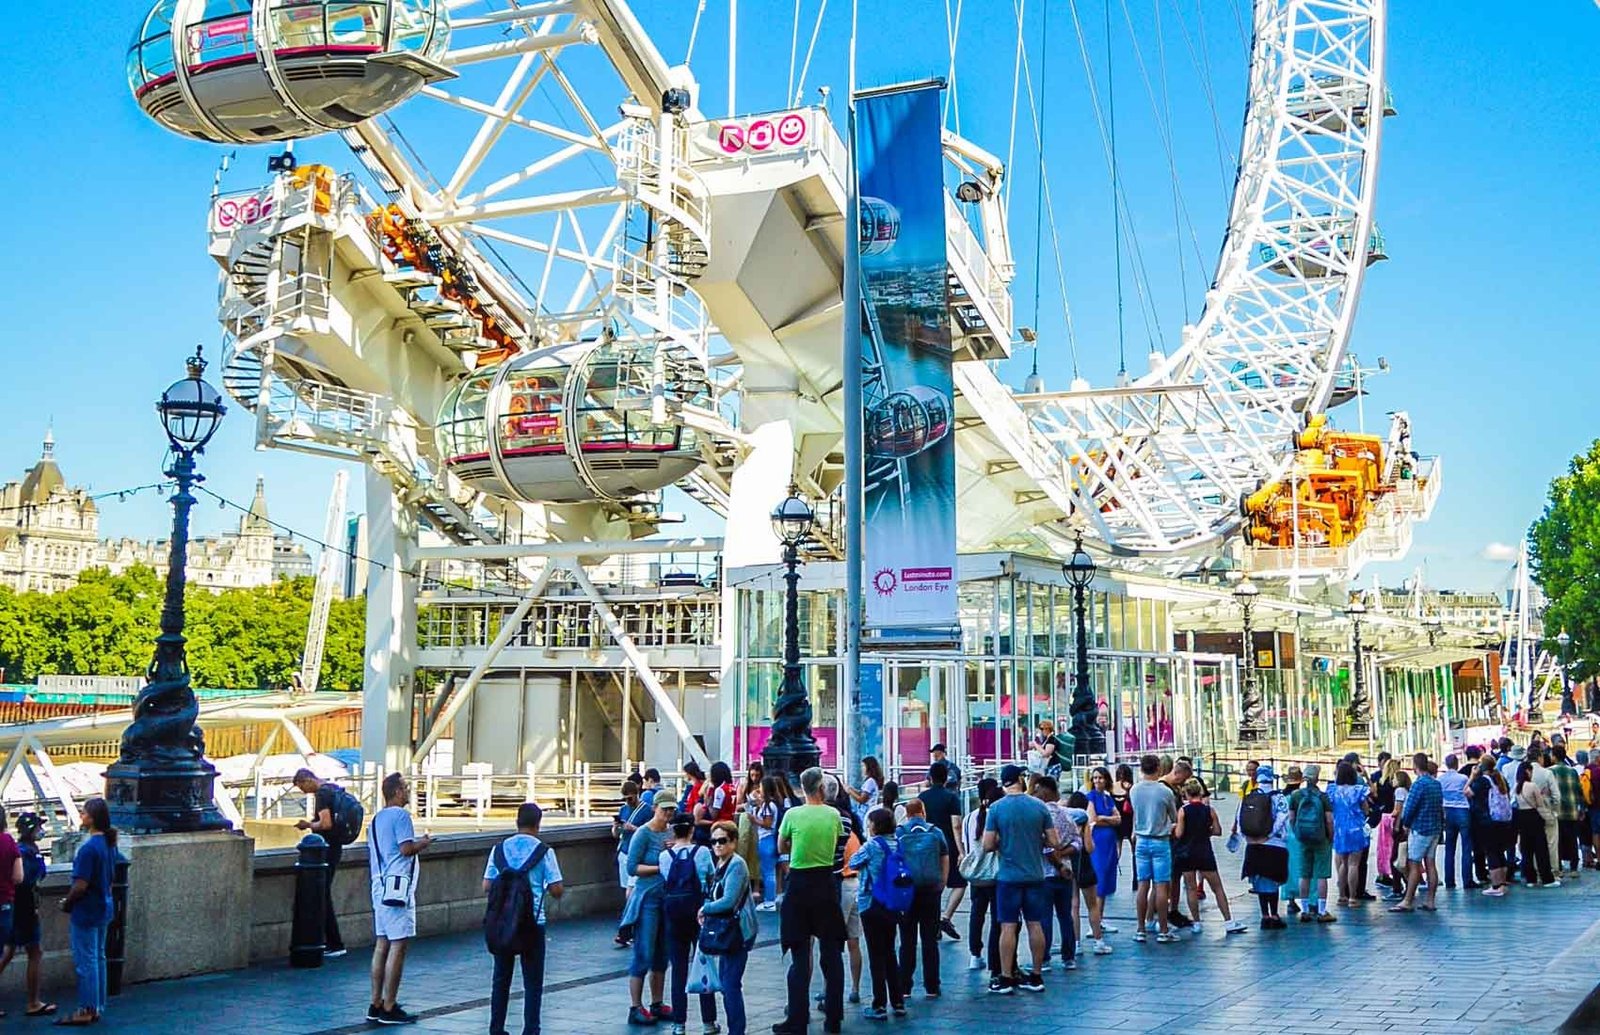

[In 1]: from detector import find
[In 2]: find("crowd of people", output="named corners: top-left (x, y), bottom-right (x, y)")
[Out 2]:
top-left (598, 734), bottom-right (1600, 1033)
top-left (183, 726), bottom-right (1600, 1035)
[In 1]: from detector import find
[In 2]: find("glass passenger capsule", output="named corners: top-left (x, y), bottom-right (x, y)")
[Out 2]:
top-left (128, 0), bottom-right (452, 144)
top-left (436, 340), bottom-right (708, 505)
top-left (859, 197), bottom-right (901, 257)
top-left (865, 384), bottom-right (951, 459)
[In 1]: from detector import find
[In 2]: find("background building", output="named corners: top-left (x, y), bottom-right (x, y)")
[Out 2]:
top-left (0, 435), bottom-right (310, 593)
top-left (0, 431), bottom-right (101, 592)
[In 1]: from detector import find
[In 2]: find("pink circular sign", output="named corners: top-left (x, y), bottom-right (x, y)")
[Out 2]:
top-left (776, 113), bottom-right (807, 146)
top-left (746, 119), bottom-right (775, 151)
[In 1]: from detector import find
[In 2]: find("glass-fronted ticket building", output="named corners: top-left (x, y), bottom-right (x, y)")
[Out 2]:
top-left (724, 552), bottom-right (1241, 781)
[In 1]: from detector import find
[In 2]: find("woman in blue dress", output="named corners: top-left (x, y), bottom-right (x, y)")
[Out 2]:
top-left (1327, 760), bottom-right (1371, 907)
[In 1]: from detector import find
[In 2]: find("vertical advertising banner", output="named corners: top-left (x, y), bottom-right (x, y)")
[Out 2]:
top-left (855, 84), bottom-right (958, 637)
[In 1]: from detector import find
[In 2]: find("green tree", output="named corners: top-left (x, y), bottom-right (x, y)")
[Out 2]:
top-left (0, 567), bottom-right (365, 690)
top-left (1529, 439), bottom-right (1600, 680)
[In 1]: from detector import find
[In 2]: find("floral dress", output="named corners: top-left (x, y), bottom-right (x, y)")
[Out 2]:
top-left (1327, 783), bottom-right (1371, 854)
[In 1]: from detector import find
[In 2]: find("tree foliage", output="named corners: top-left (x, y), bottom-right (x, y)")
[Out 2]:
top-left (1529, 439), bottom-right (1600, 680)
top-left (0, 566), bottom-right (365, 690)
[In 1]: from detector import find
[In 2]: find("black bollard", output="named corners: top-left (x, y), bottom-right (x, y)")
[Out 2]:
top-left (107, 851), bottom-right (130, 996)
top-left (289, 834), bottom-right (328, 969)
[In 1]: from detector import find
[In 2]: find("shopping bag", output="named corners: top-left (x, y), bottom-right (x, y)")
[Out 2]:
top-left (686, 948), bottom-right (722, 995)
top-left (1226, 831), bottom-right (1243, 855)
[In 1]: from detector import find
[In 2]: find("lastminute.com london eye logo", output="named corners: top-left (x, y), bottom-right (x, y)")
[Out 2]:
top-left (873, 568), bottom-right (898, 596)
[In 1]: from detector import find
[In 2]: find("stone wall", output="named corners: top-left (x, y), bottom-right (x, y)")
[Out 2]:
top-left (248, 822), bottom-right (624, 960)
top-left (0, 822), bottom-right (621, 998)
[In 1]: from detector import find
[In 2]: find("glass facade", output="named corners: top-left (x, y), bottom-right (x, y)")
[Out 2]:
top-left (729, 558), bottom-right (1227, 780)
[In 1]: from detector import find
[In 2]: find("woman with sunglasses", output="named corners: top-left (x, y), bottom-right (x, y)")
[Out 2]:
top-left (701, 820), bottom-right (756, 1035)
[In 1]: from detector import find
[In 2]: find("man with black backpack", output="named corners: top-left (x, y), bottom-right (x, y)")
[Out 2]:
top-left (483, 803), bottom-right (563, 1035)
top-left (293, 768), bottom-right (364, 959)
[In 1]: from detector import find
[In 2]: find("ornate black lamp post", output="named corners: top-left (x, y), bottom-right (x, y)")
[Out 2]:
top-left (1558, 629), bottom-right (1575, 718)
top-left (1063, 533), bottom-right (1105, 756)
top-left (762, 487), bottom-right (821, 781)
top-left (1345, 595), bottom-right (1371, 741)
top-left (1234, 578), bottom-right (1266, 743)
top-left (105, 347), bottom-right (231, 833)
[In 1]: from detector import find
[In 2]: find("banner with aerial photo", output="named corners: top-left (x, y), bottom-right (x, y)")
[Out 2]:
top-left (855, 84), bottom-right (957, 635)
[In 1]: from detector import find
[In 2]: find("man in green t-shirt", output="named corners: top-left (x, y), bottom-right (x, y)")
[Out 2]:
top-left (775, 767), bottom-right (846, 1034)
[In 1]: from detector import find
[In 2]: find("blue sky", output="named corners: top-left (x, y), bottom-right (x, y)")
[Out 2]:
top-left (2, 1), bottom-right (1596, 593)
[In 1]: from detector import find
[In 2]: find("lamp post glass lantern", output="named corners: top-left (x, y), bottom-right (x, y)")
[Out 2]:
top-left (1345, 597), bottom-right (1371, 741)
top-left (105, 347), bottom-right (231, 833)
top-left (1063, 533), bottom-right (1104, 756)
top-left (762, 488), bottom-right (821, 781)
top-left (1234, 578), bottom-right (1266, 743)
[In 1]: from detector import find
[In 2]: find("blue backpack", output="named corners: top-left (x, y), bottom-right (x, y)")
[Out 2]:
top-left (868, 836), bottom-right (915, 914)
top-left (896, 822), bottom-right (945, 887)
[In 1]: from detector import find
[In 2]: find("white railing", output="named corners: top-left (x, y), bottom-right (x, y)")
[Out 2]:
top-left (945, 193), bottom-right (1013, 335)
top-left (419, 595), bottom-right (721, 653)
top-left (613, 249), bottom-right (712, 367)
top-left (616, 119), bottom-right (712, 242)
top-left (267, 377), bottom-right (387, 442)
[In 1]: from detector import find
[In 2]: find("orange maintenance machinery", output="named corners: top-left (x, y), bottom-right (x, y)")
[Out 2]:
top-left (1242, 414), bottom-right (1392, 549)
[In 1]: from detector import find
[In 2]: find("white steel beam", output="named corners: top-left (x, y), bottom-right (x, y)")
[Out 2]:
top-left (411, 565), bottom-right (555, 764)
top-left (570, 565), bottom-right (713, 771)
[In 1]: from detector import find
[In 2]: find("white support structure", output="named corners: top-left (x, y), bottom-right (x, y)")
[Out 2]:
top-left (569, 564), bottom-right (712, 771)
top-left (173, 0), bottom-right (1435, 778)
top-left (411, 564), bottom-right (555, 763)
top-left (298, 470), bottom-right (348, 695)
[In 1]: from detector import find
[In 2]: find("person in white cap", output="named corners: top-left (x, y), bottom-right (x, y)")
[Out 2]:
top-left (1236, 766), bottom-right (1290, 929)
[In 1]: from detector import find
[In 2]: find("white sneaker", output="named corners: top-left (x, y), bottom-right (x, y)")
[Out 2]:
top-left (1189, 922), bottom-right (1203, 934)
top-left (1548, 879), bottom-right (1563, 888)
top-left (1093, 940), bottom-right (1113, 955)
top-left (1132, 931), bottom-right (1147, 943)
top-left (969, 955), bottom-right (985, 970)
top-left (1039, 960), bottom-right (1052, 973)
top-left (1100, 921), bottom-right (1119, 933)
top-left (756, 901), bottom-right (778, 912)
top-left (1155, 931), bottom-right (1178, 944)
top-left (1224, 919), bottom-right (1248, 934)
top-left (703, 1025), bottom-right (722, 1035)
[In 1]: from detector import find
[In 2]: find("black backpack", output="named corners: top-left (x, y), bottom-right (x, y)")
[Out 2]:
top-left (663, 845), bottom-right (707, 926)
top-left (330, 786), bottom-right (365, 846)
top-left (484, 840), bottom-right (550, 954)
top-left (1239, 790), bottom-right (1274, 840)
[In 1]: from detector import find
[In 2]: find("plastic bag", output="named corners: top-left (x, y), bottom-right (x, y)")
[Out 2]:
top-left (686, 948), bottom-right (722, 996)
top-left (1226, 831), bottom-right (1243, 855)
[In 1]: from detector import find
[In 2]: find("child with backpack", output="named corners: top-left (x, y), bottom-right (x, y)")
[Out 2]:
top-left (848, 808), bottom-right (912, 1021)
top-left (659, 817), bottom-right (717, 1033)
top-left (1236, 766), bottom-right (1291, 929)
top-left (483, 803), bottom-right (563, 1035)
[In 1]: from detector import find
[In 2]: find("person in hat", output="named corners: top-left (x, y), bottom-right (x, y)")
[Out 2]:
top-left (1237, 766), bottom-right (1290, 929)
top-left (0, 812), bottom-right (51, 1017)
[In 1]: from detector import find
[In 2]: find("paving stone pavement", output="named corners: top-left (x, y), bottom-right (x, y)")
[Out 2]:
top-left (38, 807), bottom-right (1600, 1035)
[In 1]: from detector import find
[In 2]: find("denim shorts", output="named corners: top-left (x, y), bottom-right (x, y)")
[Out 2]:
top-left (1406, 832), bottom-right (1440, 864)
top-left (1134, 837), bottom-right (1173, 883)
top-left (994, 881), bottom-right (1050, 926)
